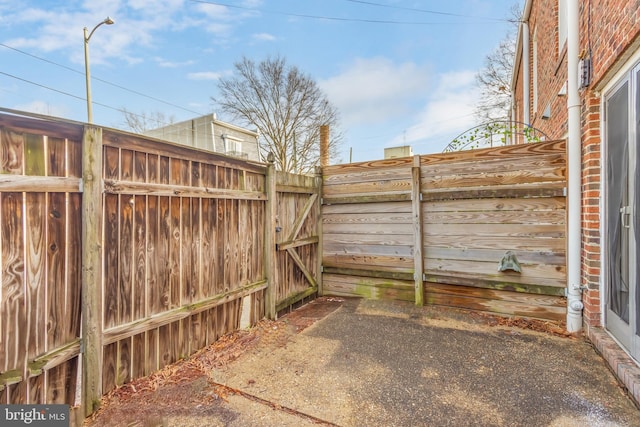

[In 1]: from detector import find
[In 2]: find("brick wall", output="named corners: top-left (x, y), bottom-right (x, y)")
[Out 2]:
top-left (511, 0), bottom-right (567, 140)
top-left (584, 0), bottom-right (640, 89)
top-left (578, 0), bottom-right (640, 328)
top-left (526, 0), bottom-right (568, 139)
top-left (514, 0), bottom-right (640, 329)
top-left (580, 92), bottom-right (602, 327)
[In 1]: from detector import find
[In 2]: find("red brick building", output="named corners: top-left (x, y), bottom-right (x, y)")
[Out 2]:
top-left (512, 0), bottom-right (640, 402)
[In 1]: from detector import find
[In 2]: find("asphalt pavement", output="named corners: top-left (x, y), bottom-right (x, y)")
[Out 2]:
top-left (86, 296), bottom-right (640, 426)
top-left (210, 297), bottom-right (640, 426)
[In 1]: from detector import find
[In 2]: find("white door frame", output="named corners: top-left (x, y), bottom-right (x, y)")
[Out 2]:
top-left (601, 57), bottom-right (640, 360)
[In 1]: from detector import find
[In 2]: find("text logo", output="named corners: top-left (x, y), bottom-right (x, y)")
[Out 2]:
top-left (1, 405), bottom-right (69, 426)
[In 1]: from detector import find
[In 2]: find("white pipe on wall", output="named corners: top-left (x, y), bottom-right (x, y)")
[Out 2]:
top-left (566, 0), bottom-right (584, 332)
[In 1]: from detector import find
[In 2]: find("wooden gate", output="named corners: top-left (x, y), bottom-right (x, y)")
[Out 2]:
top-left (274, 170), bottom-right (322, 313)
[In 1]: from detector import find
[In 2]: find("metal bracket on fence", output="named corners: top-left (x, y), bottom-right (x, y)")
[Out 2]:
top-left (498, 251), bottom-right (522, 273)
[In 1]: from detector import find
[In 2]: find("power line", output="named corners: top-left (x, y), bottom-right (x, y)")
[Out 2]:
top-left (344, 0), bottom-right (509, 21)
top-left (0, 71), bottom-right (86, 102)
top-left (0, 70), bottom-right (176, 127)
top-left (0, 43), bottom-right (204, 117)
top-left (188, 0), bottom-right (507, 25)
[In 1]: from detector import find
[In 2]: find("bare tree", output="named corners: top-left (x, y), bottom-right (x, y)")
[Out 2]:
top-left (474, 4), bottom-right (521, 122)
top-left (120, 108), bottom-right (176, 133)
top-left (214, 56), bottom-right (342, 174)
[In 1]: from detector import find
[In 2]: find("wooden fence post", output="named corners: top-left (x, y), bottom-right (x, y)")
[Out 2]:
top-left (318, 124), bottom-right (329, 296)
top-left (264, 154), bottom-right (277, 319)
top-left (315, 166), bottom-right (324, 296)
top-left (411, 155), bottom-right (424, 306)
top-left (81, 125), bottom-right (104, 417)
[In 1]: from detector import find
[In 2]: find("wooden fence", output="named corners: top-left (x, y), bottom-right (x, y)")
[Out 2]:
top-left (322, 140), bottom-right (567, 322)
top-left (0, 111), bottom-right (319, 418)
top-left (96, 128), bottom-right (269, 403)
top-left (0, 110), bottom-right (569, 419)
top-left (0, 115), bottom-right (83, 409)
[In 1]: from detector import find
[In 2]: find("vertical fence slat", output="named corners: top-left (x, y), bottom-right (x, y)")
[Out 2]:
top-left (46, 192), bottom-right (65, 405)
top-left (264, 158), bottom-right (276, 319)
top-left (26, 192), bottom-right (46, 383)
top-left (1, 192), bottom-right (26, 386)
top-left (119, 194), bottom-right (133, 325)
top-left (82, 125), bottom-right (104, 417)
top-left (315, 167), bottom-right (324, 296)
top-left (412, 157), bottom-right (424, 306)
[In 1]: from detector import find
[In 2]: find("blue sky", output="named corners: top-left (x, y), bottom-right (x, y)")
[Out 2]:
top-left (0, 0), bottom-right (520, 162)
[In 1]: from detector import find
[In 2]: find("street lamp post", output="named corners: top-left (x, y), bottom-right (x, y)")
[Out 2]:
top-left (84, 17), bottom-right (114, 123)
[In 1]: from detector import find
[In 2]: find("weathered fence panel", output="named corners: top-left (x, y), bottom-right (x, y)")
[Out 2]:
top-left (1, 112), bottom-right (320, 418)
top-left (98, 129), bottom-right (268, 396)
top-left (322, 140), bottom-right (567, 321)
top-left (323, 157), bottom-right (415, 302)
top-left (0, 114), bottom-right (84, 406)
top-left (419, 141), bottom-right (566, 320)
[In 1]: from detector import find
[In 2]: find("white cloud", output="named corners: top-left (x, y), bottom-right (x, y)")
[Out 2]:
top-left (13, 100), bottom-right (69, 118)
top-left (392, 70), bottom-right (480, 152)
top-left (155, 57), bottom-right (195, 68)
top-left (193, 2), bottom-right (258, 35)
top-left (128, 0), bottom-right (183, 10)
top-left (194, 2), bottom-right (232, 18)
top-left (319, 57), bottom-right (431, 127)
top-left (187, 71), bottom-right (222, 81)
top-left (3, 1), bottom-right (257, 64)
top-left (205, 22), bottom-right (233, 35)
top-left (241, 0), bottom-right (263, 7)
top-left (5, 7), bottom-right (143, 64)
top-left (252, 32), bottom-right (276, 42)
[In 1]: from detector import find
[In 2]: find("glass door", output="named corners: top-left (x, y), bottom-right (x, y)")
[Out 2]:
top-left (605, 65), bottom-right (640, 361)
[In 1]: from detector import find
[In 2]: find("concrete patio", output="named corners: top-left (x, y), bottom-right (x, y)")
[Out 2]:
top-left (87, 297), bottom-right (640, 426)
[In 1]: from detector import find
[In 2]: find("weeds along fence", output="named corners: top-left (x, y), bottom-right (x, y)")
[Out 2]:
top-left (0, 111), bottom-right (319, 417)
top-left (322, 140), bottom-right (567, 322)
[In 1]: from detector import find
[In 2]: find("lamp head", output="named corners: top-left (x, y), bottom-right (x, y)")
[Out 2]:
top-left (104, 17), bottom-right (115, 25)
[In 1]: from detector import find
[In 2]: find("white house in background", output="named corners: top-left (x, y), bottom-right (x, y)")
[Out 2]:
top-left (144, 114), bottom-right (260, 161)
top-left (384, 145), bottom-right (413, 159)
